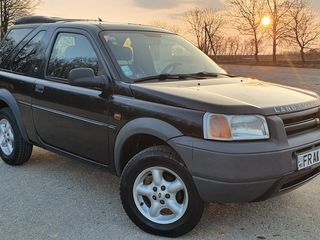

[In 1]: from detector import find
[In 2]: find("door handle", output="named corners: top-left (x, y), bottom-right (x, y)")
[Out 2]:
top-left (35, 84), bottom-right (45, 93)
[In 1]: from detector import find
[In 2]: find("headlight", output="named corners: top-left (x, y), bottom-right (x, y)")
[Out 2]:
top-left (203, 113), bottom-right (270, 141)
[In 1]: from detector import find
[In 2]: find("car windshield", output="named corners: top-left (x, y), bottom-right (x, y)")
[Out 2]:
top-left (102, 31), bottom-right (226, 82)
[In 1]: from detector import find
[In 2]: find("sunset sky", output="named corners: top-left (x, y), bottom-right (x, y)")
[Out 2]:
top-left (35, 0), bottom-right (224, 23)
top-left (34, 0), bottom-right (320, 47)
top-left (35, 0), bottom-right (320, 26)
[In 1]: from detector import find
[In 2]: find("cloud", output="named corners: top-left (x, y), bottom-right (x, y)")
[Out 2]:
top-left (133, 0), bottom-right (226, 10)
top-left (166, 0), bottom-right (226, 19)
top-left (312, 0), bottom-right (320, 9)
top-left (168, 12), bottom-right (185, 20)
top-left (193, 0), bottom-right (225, 8)
top-left (133, 0), bottom-right (183, 9)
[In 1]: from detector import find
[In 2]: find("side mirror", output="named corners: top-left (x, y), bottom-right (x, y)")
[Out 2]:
top-left (68, 68), bottom-right (106, 89)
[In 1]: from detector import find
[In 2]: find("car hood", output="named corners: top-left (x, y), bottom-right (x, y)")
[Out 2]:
top-left (130, 77), bottom-right (320, 115)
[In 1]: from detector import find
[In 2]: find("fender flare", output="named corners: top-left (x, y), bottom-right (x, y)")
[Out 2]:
top-left (0, 89), bottom-right (29, 142)
top-left (114, 118), bottom-right (183, 176)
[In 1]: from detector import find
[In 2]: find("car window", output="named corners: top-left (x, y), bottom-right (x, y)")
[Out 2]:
top-left (103, 31), bottom-right (225, 82)
top-left (11, 31), bottom-right (46, 75)
top-left (0, 28), bottom-right (32, 67)
top-left (47, 33), bottom-right (100, 80)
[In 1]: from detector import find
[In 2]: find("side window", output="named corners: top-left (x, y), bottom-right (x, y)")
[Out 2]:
top-left (11, 31), bottom-right (46, 75)
top-left (0, 28), bottom-right (32, 66)
top-left (47, 33), bottom-right (100, 80)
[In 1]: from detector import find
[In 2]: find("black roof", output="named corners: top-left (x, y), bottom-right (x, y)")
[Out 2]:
top-left (14, 16), bottom-right (171, 33)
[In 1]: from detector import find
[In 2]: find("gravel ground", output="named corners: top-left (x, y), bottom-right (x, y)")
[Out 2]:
top-left (0, 65), bottom-right (320, 240)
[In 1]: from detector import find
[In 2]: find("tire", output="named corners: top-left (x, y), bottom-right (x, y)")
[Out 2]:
top-left (0, 107), bottom-right (33, 165)
top-left (120, 145), bottom-right (204, 237)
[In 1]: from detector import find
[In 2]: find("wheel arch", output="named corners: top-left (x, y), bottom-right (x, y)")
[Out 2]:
top-left (0, 89), bottom-right (29, 142)
top-left (114, 118), bottom-right (183, 176)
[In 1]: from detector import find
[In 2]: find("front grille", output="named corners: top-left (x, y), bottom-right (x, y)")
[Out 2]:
top-left (279, 108), bottom-right (320, 136)
top-left (280, 166), bottom-right (320, 191)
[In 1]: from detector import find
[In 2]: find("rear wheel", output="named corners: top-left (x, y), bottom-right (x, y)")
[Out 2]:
top-left (120, 146), bottom-right (204, 237)
top-left (0, 108), bottom-right (33, 165)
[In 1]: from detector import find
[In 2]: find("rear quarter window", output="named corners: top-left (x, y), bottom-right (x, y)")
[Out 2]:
top-left (11, 31), bottom-right (46, 76)
top-left (0, 28), bottom-right (32, 67)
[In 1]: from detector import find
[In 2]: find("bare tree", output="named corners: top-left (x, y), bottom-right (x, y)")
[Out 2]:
top-left (227, 0), bottom-right (266, 62)
top-left (239, 38), bottom-right (260, 56)
top-left (184, 8), bottom-right (226, 58)
top-left (286, 0), bottom-right (320, 62)
top-left (0, 0), bottom-right (39, 39)
top-left (244, 39), bottom-right (256, 55)
top-left (266, 0), bottom-right (295, 63)
top-left (228, 36), bottom-right (241, 55)
top-left (203, 8), bottom-right (226, 58)
top-left (183, 8), bottom-right (205, 51)
top-left (221, 36), bottom-right (241, 55)
top-left (150, 20), bottom-right (180, 34)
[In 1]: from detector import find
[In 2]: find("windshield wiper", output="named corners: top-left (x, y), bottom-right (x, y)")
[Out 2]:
top-left (134, 74), bottom-right (205, 83)
top-left (191, 72), bottom-right (236, 78)
top-left (134, 72), bottom-right (236, 83)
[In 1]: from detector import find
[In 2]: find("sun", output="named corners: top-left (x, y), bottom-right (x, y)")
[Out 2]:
top-left (262, 16), bottom-right (271, 26)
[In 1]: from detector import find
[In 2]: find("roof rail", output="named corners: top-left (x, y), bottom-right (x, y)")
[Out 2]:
top-left (15, 16), bottom-right (65, 25)
top-left (14, 16), bottom-right (96, 25)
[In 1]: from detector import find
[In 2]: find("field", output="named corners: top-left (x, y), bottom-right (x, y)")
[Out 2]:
top-left (217, 55), bottom-right (320, 69)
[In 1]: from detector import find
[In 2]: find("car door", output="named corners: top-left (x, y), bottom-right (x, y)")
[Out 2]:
top-left (0, 28), bottom-right (47, 142)
top-left (32, 29), bottom-right (112, 164)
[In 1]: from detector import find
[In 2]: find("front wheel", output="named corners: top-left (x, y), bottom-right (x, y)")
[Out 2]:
top-left (0, 108), bottom-right (33, 165)
top-left (120, 146), bottom-right (204, 237)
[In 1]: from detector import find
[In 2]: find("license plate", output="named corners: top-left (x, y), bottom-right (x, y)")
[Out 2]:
top-left (297, 148), bottom-right (320, 170)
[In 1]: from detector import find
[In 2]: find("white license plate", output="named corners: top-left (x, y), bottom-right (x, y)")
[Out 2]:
top-left (297, 148), bottom-right (320, 170)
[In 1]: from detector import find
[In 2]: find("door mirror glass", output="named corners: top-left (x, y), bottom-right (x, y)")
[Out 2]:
top-left (68, 68), bottom-right (105, 89)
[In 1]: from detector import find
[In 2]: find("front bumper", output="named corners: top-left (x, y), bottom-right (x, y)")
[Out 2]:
top-left (168, 128), bottom-right (320, 203)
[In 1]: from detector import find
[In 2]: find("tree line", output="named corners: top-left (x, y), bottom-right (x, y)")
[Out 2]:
top-left (152, 0), bottom-right (320, 64)
top-left (0, 0), bottom-right (38, 39)
top-left (183, 0), bottom-right (320, 63)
